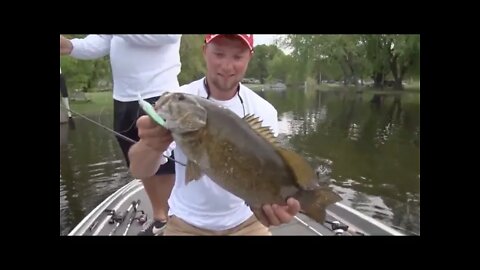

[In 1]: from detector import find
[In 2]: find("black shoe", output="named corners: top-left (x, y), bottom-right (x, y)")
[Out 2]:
top-left (137, 219), bottom-right (167, 236)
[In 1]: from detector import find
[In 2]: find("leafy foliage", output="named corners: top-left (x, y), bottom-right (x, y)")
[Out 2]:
top-left (178, 34), bottom-right (206, 85)
top-left (61, 34), bottom-right (420, 94)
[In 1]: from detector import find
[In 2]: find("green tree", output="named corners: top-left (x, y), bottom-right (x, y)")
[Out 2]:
top-left (281, 35), bottom-right (367, 85)
top-left (246, 44), bottom-right (283, 83)
top-left (178, 35), bottom-right (206, 85)
top-left (267, 52), bottom-right (295, 84)
top-left (60, 34), bottom-right (112, 92)
top-left (281, 34), bottom-right (419, 89)
top-left (387, 35), bottom-right (420, 90)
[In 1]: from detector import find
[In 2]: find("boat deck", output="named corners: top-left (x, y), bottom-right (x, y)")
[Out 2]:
top-left (69, 179), bottom-right (403, 236)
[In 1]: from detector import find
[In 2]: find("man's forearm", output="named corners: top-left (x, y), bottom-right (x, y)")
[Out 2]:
top-left (70, 35), bottom-right (112, 59)
top-left (128, 141), bottom-right (165, 179)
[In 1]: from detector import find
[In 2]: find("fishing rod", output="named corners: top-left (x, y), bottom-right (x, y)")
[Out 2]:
top-left (122, 202), bottom-right (147, 236)
top-left (106, 200), bottom-right (140, 236)
top-left (121, 199), bottom-right (141, 236)
top-left (60, 103), bottom-right (186, 166)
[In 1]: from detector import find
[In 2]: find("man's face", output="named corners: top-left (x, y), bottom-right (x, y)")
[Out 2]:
top-left (203, 36), bottom-right (252, 93)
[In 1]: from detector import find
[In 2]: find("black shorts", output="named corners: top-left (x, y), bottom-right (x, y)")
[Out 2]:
top-left (113, 97), bottom-right (175, 175)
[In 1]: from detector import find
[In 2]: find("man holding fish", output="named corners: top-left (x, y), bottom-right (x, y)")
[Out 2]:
top-left (129, 34), bottom-right (341, 235)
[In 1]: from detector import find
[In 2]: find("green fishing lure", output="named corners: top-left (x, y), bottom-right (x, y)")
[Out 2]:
top-left (138, 97), bottom-right (166, 127)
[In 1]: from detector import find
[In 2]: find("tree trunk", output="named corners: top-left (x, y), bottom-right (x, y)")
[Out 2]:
top-left (337, 57), bottom-right (349, 85)
top-left (393, 80), bottom-right (404, 90)
top-left (373, 72), bottom-right (384, 89)
top-left (390, 54), bottom-right (404, 90)
top-left (346, 55), bottom-right (357, 86)
top-left (341, 53), bottom-right (357, 86)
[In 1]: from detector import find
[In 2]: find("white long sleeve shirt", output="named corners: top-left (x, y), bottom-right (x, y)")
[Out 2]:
top-left (70, 35), bottom-right (182, 102)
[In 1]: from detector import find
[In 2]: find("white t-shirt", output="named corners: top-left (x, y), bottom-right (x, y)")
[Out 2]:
top-left (70, 35), bottom-right (182, 102)
top-left (167, 77), bottom-right (279, 231)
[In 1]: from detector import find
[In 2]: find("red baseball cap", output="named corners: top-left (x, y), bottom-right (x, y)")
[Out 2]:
top-left (205, 34), bottom-right (254, 51)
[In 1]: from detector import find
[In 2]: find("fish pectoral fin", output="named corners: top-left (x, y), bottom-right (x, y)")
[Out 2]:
top-left (295, 187), bottom-right (343, 224)
top-left (185, 160), bottom-right (204, 184)
top-left (276, 148), bottom-right (317, 189)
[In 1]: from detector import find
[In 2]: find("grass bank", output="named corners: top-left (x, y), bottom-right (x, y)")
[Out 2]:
top-left (70, 91), bottom-right (113, 114)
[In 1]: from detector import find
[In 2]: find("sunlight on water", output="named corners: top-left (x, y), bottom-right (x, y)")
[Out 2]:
top-left (278, 112), bottom-right (297, 135)
top-left (347, 123), bottom-right (360, 141)
top-left (88, 160), bottom-right (124, 167)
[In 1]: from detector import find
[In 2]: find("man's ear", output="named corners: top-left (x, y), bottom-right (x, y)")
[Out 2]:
top-left (202, 44), bottom-right (207, 60)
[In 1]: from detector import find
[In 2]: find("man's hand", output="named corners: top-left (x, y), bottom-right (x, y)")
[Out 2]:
top-left (254, 198), bottom-right (301, 227)
top-left (128, 115), bottom-right (174, 179)
top-left (137, 115), bottom-right (173, 152)
top-left (60, 35), bottom-right (73, 55)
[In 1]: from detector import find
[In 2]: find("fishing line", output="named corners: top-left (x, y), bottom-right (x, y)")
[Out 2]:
top-left (60, 103), bottom-right (186, 166)
top-left (110, 103), bottom-right (144, 134)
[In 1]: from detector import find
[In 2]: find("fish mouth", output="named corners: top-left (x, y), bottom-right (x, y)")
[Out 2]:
top-left (153, 94), bottom-right (170, 121)
top-left (154, 92), bottom-right (208, 133)
top-left (154, 92), bottom-right (174, 112)
top-left (155, 92), bottom-right (184, 117)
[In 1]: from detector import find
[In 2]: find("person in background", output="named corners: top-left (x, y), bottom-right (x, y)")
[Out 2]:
top-left (60, 34), bottom-right (182, 235)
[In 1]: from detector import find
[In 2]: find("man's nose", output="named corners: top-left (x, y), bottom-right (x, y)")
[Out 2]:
top-left (220, 59), bottom-right (234, 73)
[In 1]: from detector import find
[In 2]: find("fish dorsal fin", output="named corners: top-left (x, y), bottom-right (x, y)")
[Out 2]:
top-left (276, 148), bottom-right (317, 190)
top-left (243, 114), bottom-right (279, 147)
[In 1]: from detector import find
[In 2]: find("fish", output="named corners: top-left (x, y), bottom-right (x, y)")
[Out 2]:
top-left (154, 92), bottom-right (342, 224)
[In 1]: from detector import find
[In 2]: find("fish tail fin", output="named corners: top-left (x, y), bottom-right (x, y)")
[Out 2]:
top-left (295, 188), bottom-right (342, 224)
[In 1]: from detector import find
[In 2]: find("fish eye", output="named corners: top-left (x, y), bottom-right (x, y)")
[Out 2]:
top-left (178, 94), bottom-right (185, 101)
